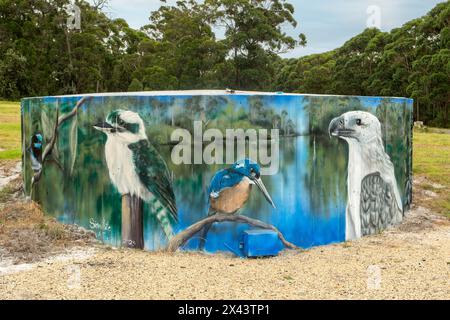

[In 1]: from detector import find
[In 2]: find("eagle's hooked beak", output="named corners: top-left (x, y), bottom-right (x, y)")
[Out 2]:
top-left (328, 116), bottom-right (342, 138)
top-left (93, 121), bottom-right (115, 133)
top-left (253, 177), bottom-right (276, 209)
top-left (328, 116), bottom-right (354, 138)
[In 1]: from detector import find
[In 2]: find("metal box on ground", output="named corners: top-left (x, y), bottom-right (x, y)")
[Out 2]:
top-left (240, 229), bottom-right (283, 257)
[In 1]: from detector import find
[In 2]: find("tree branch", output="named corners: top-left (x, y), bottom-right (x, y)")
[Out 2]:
top-left (31, 96), bottom-right (92, 190)
top-left (166, 213), bottom-right (299, 253)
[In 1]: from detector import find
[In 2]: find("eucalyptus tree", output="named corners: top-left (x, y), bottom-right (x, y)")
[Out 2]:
top-left (204, 0), bottom-right (306, 89)
top-left (140, 0), bottom-right (226, 90)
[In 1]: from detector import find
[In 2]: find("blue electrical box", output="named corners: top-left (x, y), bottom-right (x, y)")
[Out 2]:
top-left (239, 229), bottom-right (283, 257)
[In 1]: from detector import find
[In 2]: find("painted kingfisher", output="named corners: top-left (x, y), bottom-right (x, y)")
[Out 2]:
top-left (29, 133), bottom-right (43, 172)
top-left (93, 110), bottom-right (177, 239)
top-left (199, 159), bottom-right (276, 249)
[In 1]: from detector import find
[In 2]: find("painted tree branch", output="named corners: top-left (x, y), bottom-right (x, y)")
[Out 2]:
top-left (31, 96), bottom-right (92, 190)
top-left (166, 213), bottom-right (299, 253)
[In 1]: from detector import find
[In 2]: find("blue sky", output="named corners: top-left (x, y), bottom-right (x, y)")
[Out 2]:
top-left (99, 0), bottom-right (444, 58)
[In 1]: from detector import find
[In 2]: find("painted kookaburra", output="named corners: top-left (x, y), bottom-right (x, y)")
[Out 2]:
top-left (329, 111), bottom-right (403, 240)
top-left (94, 110), bottom-right (177, 239)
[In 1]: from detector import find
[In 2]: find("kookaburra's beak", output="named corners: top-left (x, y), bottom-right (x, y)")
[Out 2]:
top-left (93, 121), bottom-right (114, 132)
top-left (254, 177), bottom-right (276, 209)
top-left (328, 116), bottom-right (354, 138)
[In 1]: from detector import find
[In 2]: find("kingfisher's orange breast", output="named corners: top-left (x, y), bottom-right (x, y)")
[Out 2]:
top-left (210, 179), bottom-right (252, 214)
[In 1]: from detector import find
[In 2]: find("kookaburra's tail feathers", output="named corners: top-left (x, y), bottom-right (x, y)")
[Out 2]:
top-left (149, 197), bottom-right (175, 240)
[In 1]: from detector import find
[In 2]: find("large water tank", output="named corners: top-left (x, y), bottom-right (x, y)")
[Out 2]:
top-left (21, 90), bottom-right (413, 252)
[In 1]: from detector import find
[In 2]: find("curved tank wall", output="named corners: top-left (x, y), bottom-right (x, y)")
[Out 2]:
top-left (21, 90), bottom-right (413, 253)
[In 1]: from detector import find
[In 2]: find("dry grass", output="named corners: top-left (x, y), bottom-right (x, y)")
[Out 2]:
top-left (0, 178), bottom-right (97, 264)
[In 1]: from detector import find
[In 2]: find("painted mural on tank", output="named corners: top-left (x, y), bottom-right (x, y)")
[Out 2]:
top-left (21, 91), bottom-right (413, 253)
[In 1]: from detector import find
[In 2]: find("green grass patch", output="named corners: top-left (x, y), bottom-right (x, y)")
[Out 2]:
top-left (413, 132), bottom-right (450, 186)
top-left (413, 130), bottom-right (450, 217)
top-left (0, 100), bottom-right (21, 160)
top-left (0, 149), bottom-right (21, 160)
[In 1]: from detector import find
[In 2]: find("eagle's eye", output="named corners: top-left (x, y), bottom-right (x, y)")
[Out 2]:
top-left (356, 119), bottom-right (362, 126)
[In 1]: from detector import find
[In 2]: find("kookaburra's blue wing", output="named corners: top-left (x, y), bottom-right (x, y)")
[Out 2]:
top-left (360, 172), bottom-right (402, 236)
top-left (128, 139), bottom-right (177, 222)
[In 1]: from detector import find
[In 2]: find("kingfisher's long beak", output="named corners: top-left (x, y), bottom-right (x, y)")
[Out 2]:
top-left (93, 121), bottom-right (114, 133)
top-left (328, 116), bottom-right (354, 138)
top-left (254, 177), bottom-right (276, 209)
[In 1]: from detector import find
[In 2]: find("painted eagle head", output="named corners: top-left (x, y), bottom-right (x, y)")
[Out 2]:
top-left (93, 110), bottom-right (147, 144)
top-left (328, 111), bottom-right (382, 144)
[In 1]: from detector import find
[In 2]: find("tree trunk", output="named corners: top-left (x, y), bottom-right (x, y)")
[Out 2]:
top-left (121, 194), bottom-right (144, 249)
top-left (417, 100), bottom-right (420, 122)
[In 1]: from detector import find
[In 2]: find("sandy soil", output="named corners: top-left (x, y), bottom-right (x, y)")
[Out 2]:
top-left (0, 161), bottom-right (21, 190)
top-left (0, 161), bottom-right (449, 300)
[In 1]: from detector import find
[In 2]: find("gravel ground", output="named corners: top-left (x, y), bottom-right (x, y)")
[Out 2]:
top-left (1, 160), bottom-right (449, 299)
top-left (0, 205), bottom-right (449, 300)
